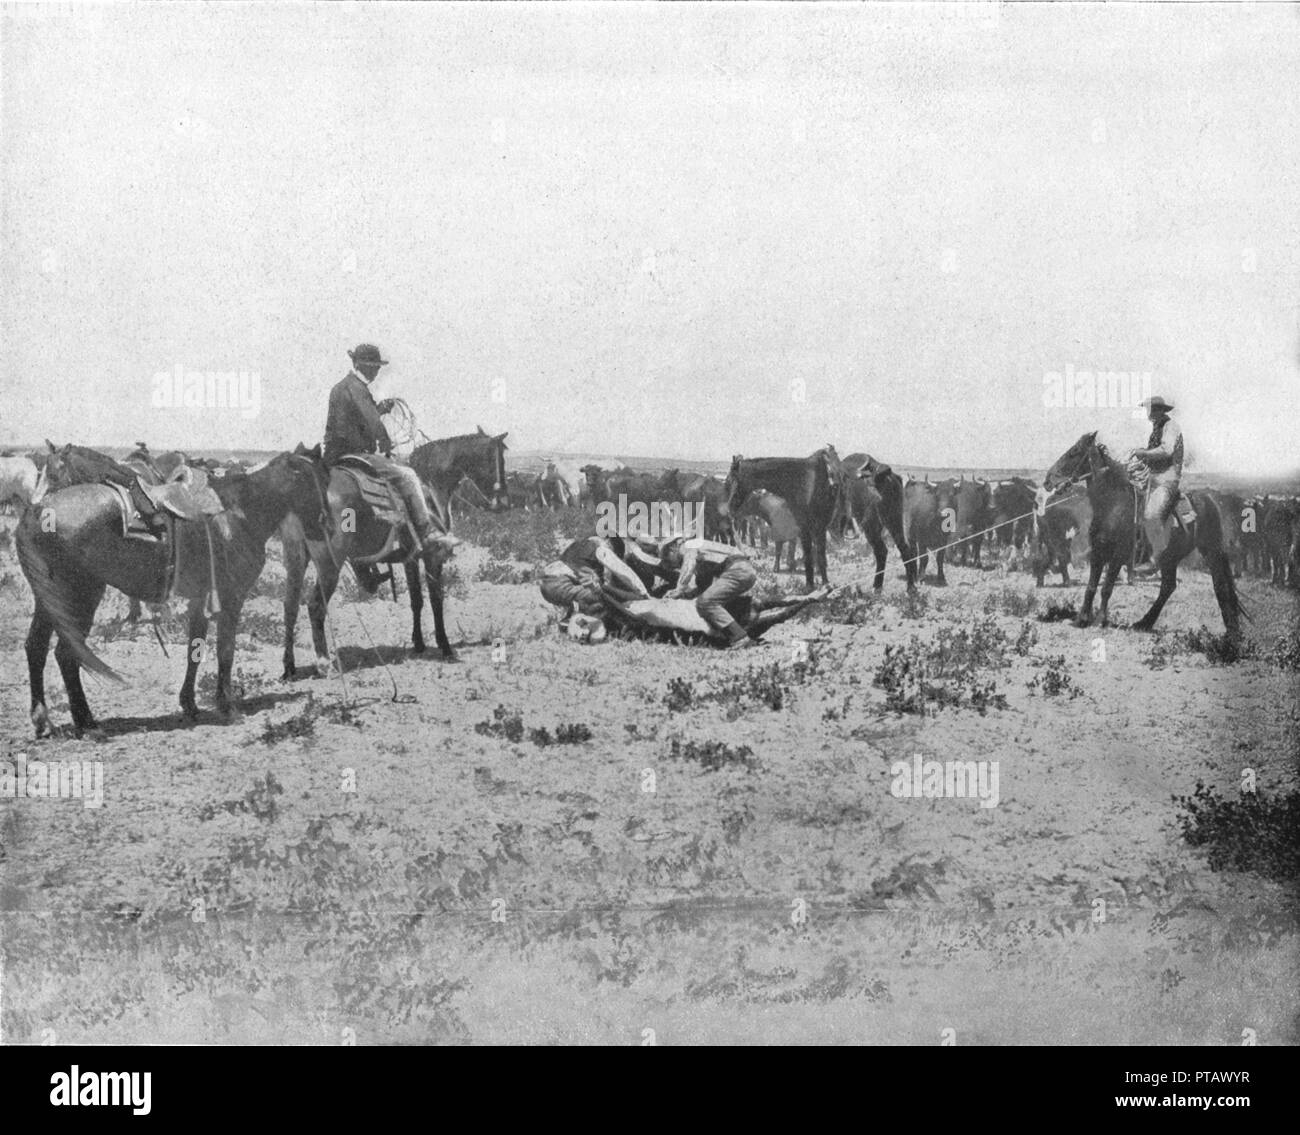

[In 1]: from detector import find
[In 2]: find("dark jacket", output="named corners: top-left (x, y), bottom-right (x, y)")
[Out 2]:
top-left (323, 372), bottom-right (391, 466)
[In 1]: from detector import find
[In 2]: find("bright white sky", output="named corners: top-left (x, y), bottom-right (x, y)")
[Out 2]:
top-left (2, 1), bottom-right (1297, 473)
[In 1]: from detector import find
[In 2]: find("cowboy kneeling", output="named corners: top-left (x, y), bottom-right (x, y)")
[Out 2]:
top-left (540, 535), bottom-right (651, 631)
top-left (659, 535), bottom-right (759, 650)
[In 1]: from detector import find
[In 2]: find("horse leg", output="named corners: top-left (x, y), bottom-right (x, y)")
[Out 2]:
top-left (816, 529), bottom-right (829, 586)
top-left (179, 600), bottom-right (209, 720)
top-left (126, 596), bottom-right (142, 624)
top-left (1075, 558), bottom-right (1103, 627)
top-left (306, 556), bottom-right (341, 678)
top-left (1132, 561), bottom-right (1178, 632)
top-left (406, 559), bottom-right (425, 654)
top-left (1098, 558), bottom-right (1122, 628)
top-left (424, 555), bottom-right (457, 660)
top-left (53, 582), bottom-right (106, 737)
top-left (801, 529), bottom-right (815, 590)
top-left (869, 530), bottom-right (888, 591)
top-left (214, 597), bottom-right (245, 717)
top-left (281, 525), bottom-right (309, 679)
top-left (26, 606), bottom-right (56, 738)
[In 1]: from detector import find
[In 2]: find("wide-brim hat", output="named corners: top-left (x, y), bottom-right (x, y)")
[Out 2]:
top-left (1140, 395), bottom-right (1174, 412)
top-left (349, 343), bottom-right (389, 367)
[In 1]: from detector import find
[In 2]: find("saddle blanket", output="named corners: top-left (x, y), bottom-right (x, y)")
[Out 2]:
top-left (334, 456), bottom-right (406, 527)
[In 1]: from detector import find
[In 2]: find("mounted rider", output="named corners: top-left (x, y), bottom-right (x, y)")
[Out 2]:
top-left (1127, 394), bottom-right (1194, 564)
top-left (323, 344), bottom-right (446, 554)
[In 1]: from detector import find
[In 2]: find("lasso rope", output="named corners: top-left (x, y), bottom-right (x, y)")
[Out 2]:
top-left (818, 470), bottom-right (1100, 599)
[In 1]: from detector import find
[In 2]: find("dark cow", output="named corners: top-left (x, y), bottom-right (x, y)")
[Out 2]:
top-left (505, 471), bottom-right (536, 511)
top-left (581, 465), bottom-right (660, 509)
top-left (951, 476), bottom-right (994, 567)
top-left (902, 477), bottom-right (955, 586)
top-left (1263, 497), bottom-right (1299, 587)
top-left (990, 477), bottom-right (1038, 551)
top-left (680, 473), bottom-right (735, 542)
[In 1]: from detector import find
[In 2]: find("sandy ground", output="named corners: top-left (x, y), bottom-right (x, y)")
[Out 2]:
top-left (0, 516), bottom-right (1296, 1045)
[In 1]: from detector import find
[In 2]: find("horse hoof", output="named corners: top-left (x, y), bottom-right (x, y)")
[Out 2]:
top-left (1073, 617), bottom-right (1090, 629)
top-left (31, 706), bottom-right (53, 739)
top-left (313, 655), bottom-right (333, 679)
top-left (181, 706), bottom-right (199, 723)
top-left (282, 665), bottom-right (295, 681)
top-left (441, 650), bottom-right (460, 663)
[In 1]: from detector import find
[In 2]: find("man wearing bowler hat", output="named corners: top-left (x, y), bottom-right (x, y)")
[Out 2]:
top-left (323, 343), bottom-right (447, 554)
top-left (1128, 394), bottom-right (1191, 566)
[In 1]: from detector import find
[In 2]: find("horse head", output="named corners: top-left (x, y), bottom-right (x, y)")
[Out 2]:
top-left (724, 454), bottom-right (751, 513)
top-left (288, 442), bottom-right (334, 539)
top-left (466, 430), bottom-right (510, 510)
top-left (1043, 431), bottom-right (1099, 493)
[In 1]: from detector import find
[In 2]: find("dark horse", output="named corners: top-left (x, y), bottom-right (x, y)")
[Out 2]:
top-left (280, 427), bottom-right (509, 676)
top-left (41, 440), bottom-right (178, 624)
top-left (843, 451), bottom-right (917, 591)
top-left (17, 449), bottom-right (331, 737)
top-left (1043, 432), bottom-right (1243, 635)
top-left (725, 448), bottom-right (838, 589)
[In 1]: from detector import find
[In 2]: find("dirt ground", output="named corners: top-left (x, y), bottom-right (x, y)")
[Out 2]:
top-left (1, 513), bottom-right (1296, 1045)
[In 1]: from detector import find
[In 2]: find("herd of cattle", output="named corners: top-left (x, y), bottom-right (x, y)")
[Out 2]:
top-left (3, 442), bottom-right (1299, 593)
top-left (504, 449), bottom-right (1300, 591)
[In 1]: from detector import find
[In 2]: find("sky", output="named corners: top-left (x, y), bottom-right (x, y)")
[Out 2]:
top-left (2, 1), bottom-right (1297, 473)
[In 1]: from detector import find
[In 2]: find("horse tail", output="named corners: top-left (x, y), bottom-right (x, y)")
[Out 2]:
top-left (15, 513), bottom-right (125, 684)
top-left (1194, 492), bottom-right (1250, 625)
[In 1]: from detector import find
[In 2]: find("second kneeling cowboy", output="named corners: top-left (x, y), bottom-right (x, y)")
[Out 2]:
top-left (658, 535), bottom-right (758, 649)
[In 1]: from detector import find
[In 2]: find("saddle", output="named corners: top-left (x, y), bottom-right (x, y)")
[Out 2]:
top-left (334, 455), bottom-right (407, 528)
top-left (333, 454), bottom-right (420, 568)
top-left (105, 469), bottom-right (225, 614)
top-left (133, 464), bottom-right (225, 523)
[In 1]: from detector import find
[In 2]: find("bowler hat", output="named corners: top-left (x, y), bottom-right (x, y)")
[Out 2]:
top-left (1141, 395), bottom-right (1174, 412)
top-left (349, 344), bottom-right (389, 367)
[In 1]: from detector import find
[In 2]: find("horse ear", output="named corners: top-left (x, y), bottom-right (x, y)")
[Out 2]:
top-left (496, 432), bottom-right (508, 442)
top-left (477, 425), bottom-right (486, 435)
top-left (46, 439), bottom-right (56, 452)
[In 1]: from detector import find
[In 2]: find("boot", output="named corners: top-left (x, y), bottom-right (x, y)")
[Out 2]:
top-left (1143, 519), bottom-right (1170, 568)
top-left (416, 525), bottom-right (461, 561)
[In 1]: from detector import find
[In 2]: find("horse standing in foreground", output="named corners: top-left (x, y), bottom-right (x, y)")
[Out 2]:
top-left (1043, 431), bottom-right (1243, 635)
top-left (279, 428), bottom-right (509, 676)
top-left (17, 449), bottom-right (331, 737)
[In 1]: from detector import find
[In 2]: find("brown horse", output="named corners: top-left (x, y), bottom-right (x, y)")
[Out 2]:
top-left (17, 449), bottom-right (330, 737)
top-left (1043, 431), bottom-right (1243, 635)
top-left (280, 428), bottom-right (509, 676)
top-left (725, 449), bottom-right (837, 589)
top-left (41, 440), bottom-right (175, 624)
